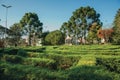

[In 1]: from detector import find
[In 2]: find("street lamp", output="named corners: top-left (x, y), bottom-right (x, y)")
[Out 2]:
top-left (2, 4), bottom-right (12, 47)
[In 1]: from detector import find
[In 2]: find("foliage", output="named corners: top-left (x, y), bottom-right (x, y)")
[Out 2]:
top-left (60, 6), bottom-right (102, 44)
top-left (3, 48), bottom-right (19, 55)
top-left (96, 58), bottom-right (120, 73)
top-left (24, 58), bottom-right (56, 69)
top-left (45, 30), bottom-right (65, 45)
top-left (87, 22), bottom-right (101, 44)
top-left (17, 49), bottom-right (27, 57)
top-left (0, 45), bottom-right (120, 80)
top-left (67, 66), bottom-right (114, 80)
top-left (112, 9), bottom-right (120, 44)
top-left (46, 54), bottom-right (81, 70)
top-left (41, 31), bottom-right (49, 45)
top-left (1, 55), bottom-right (23, 64)
top-left (8, 23), bottom-right (23, 46)
top-left (27, 53), bottom-right (81, 70)
top-left (20, 12), bottom-right (43, 46)
top-left (97, 29), bottom-right (113, 43)
top-left (0, 62), bottom-right (66, 80)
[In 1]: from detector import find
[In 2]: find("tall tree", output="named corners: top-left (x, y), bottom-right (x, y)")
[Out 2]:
top-left (20, 12), bottom-right (43, 46)
top-left (60, 6), bottom-right (102, 44)
top-left (112, 9), bottom-right (120, 44)
top-left (8, 23), bottom-right (22, 46)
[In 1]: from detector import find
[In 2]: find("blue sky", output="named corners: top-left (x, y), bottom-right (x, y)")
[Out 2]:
top-left (0, 0), bottom-right (120, 31)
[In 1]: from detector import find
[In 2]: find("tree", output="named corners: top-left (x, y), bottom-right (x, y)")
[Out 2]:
top-left (20, 12), bottom-right (43, 46)
top-left (60, 6), bottom-right (102, 44)
top-left (112, 9), bottom-right (120, 44)
top-left (45, 30), bottom-right (65, 45)
top-left (41, 31), bottom-right (49, 45)
top-left (87, 22), bottom-right (101, 44)
top-left (97, 29), bottom-right (113, 43)
top-left (8, 23), bottom-right (22, 46)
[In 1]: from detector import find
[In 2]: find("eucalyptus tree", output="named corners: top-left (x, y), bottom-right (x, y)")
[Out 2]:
top-left (61, 6), bottom-right (102, 44)
top-left (20, 12), bottom-right (43, 46)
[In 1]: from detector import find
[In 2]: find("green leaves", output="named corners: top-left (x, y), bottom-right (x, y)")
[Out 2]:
top-left (61, 6), bottom-right (102, 44)
top-left (20, 12), bottom-right (43, 46)
top-left (45, 30), bottom-right (65, 45)
top-left (112, 9), bottom-right (120, 44)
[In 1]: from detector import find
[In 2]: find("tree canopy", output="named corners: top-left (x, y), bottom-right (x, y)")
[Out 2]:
top-left (60, 6), bottom-right (102, 44)
top-left (112, 9), bottom-right (120, 44)
top-left (20, 12), bottom-right (43, 46)
top-left (8, 23), bottom-right (23, 46)
top-left (45, 30), bottom-right (65, 45)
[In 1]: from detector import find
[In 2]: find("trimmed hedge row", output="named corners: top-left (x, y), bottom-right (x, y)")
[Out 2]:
top-left (0, 48), bottom-right (28, 57)
top-left (46, 54), bottom-right (81, 70)
top-left (23, 58), bottom-right (56, 69)
top-left (96, 58), bottom-right (120, 73)
top-left (1, 55), bottom-right (23, 64)
top-left (0, 61), bottom-right (66, 80)
top-left (24, 53), bottom-right (81, 70)
top-left (2, 48), bottom-right (19, 55)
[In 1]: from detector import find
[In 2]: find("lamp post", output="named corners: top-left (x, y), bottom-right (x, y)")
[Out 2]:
top-left (2, 4), bottom-right (12, 47)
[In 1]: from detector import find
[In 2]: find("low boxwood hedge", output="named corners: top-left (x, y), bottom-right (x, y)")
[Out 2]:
top-left (96, 57), bottom-right (120, 73)
top-left (1, 55), bottom-right (23, 64)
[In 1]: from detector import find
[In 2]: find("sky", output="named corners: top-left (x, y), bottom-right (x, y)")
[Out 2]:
top-left (0, 0), bottom-right (120, 31)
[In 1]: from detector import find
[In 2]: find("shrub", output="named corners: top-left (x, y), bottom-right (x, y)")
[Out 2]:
top-left (3, 48), bottom-right (18, 55)
top-left (0, 61), bottom-right (67, 80)
top-left (45, 30), bottom-right (65, 45)
top-left (96, 57), bottom-right (120, 73)
top-left (45, 54), bottom-right (81, 70)
top-left (67, 66), bottom-right (114, 80)
top-left (17, 49), bottom-right (27, 57)
top-left (27, 52), bottom-right (39, 57)
top-left (24, 58), bottom-right (56, 69)
top-left (1, 55), bottom-right (23, 64)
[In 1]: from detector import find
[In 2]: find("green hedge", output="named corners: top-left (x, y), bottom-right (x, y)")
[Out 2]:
top-left (17, 49), bottom-right (27, 57)
top-left (24, 58), bottom-right (56, 69)
top-left (24, 53), bottom-right (81, 70)
top-left (96, 58), bottom-right (120, 73)
top-left (3, 48), bottom-right (19, 55)
top-left (0, 61), bottom-right (66, 80)
top-left (46, 54), bottom-right (81, 70)
top-left (1, 55), bottom-right (23, 64)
